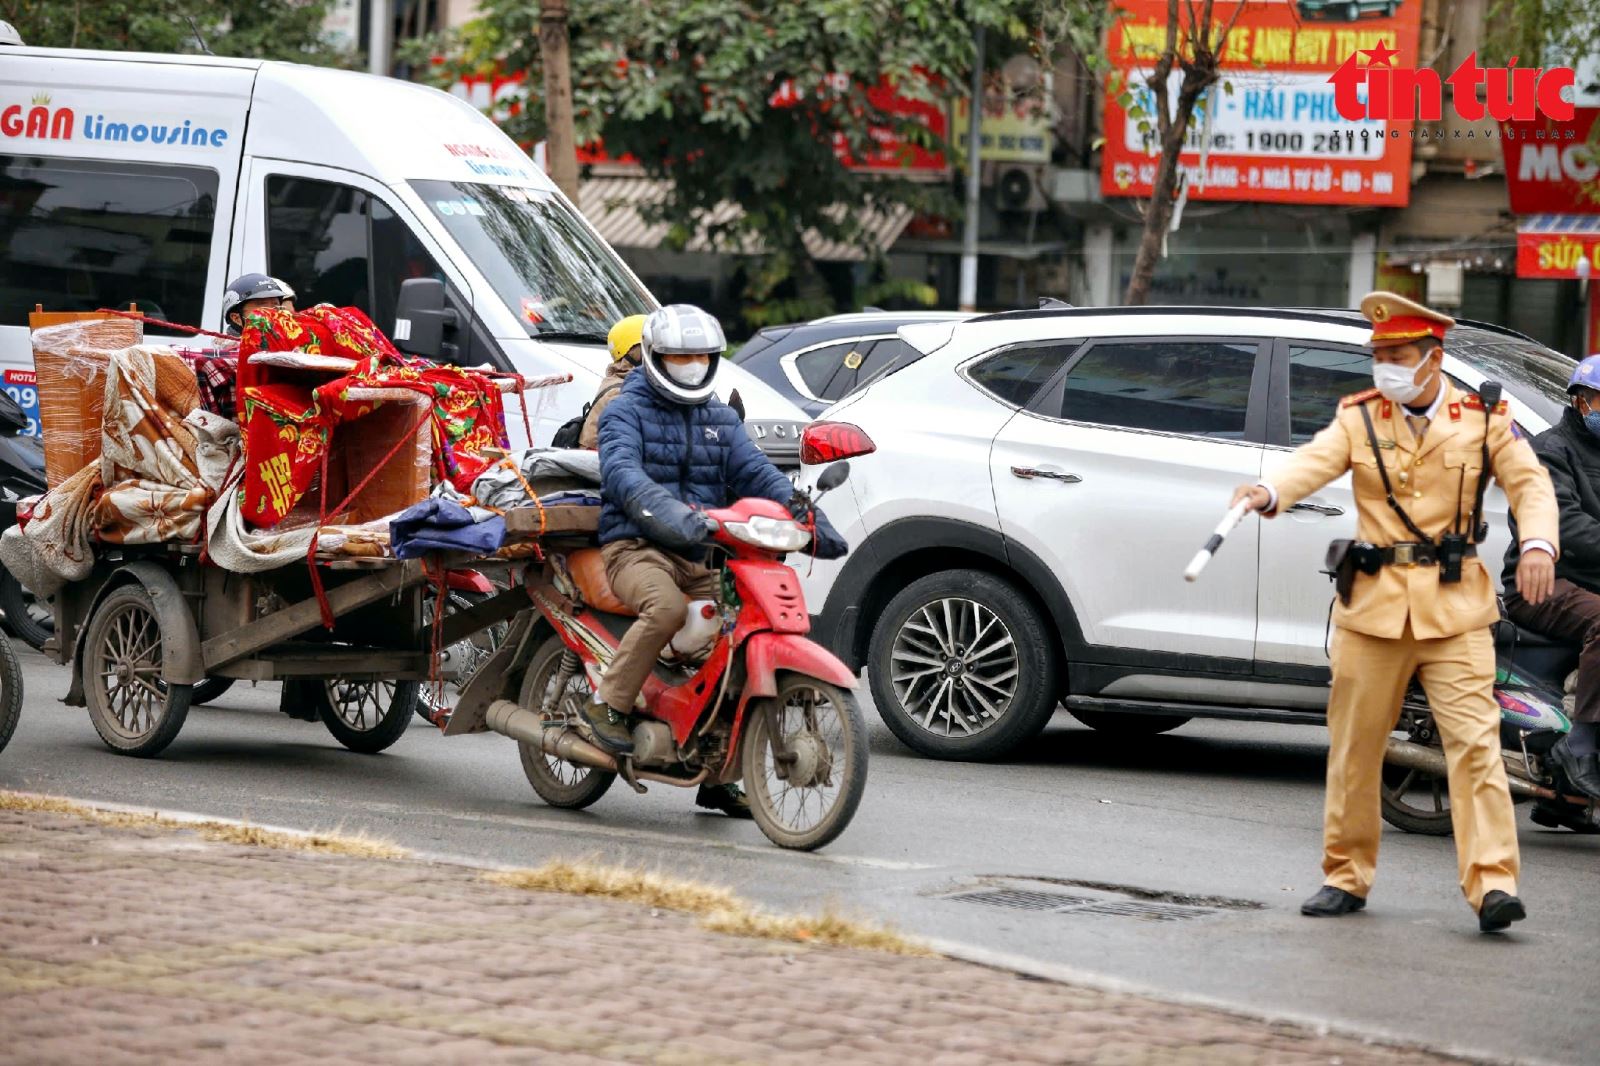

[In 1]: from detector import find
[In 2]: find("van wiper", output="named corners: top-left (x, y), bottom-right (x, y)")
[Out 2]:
top-left (532, 329), bottom-right (609, 344)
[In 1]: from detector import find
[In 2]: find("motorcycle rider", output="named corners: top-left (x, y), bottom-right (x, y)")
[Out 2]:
top-left (578, 314), bottom-right (646, 449)
top-left (221, 273), bottom-right (296, 335)
top-left (590, 304), bottom-right (846, 816)
top-left (1502, 354), bottom-right (1600, 813)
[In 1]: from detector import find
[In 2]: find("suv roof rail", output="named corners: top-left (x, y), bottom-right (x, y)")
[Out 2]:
top-left (964, 303), bottom-right (1547, 346)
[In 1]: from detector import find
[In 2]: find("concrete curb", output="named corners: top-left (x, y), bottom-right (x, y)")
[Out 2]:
top-left (10, 790), bottom-right (1549, 1066)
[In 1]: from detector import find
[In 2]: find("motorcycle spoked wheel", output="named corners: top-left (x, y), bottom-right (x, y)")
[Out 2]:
top-left (515, 634), bottom-right (616, 809)
top-left (1380, 705), bottom-right (1455, 836)
top-left (740, 675), bottom-right (868, 851)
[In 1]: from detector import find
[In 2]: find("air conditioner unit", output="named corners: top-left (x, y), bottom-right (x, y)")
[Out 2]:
top-left (991, 164), bottom-right (1048, 213)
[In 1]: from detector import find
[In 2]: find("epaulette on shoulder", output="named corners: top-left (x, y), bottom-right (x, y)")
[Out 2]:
top-left (1340, 388), bottom-right (1381, 408)
top-left (1461, 394), bottom-right (1509, 415)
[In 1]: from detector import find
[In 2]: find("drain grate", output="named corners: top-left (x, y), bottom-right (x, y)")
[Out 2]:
top-left (947, 889), bottom-right (1093, 911)
top-left (944, 885), bottom-right (1217, 922)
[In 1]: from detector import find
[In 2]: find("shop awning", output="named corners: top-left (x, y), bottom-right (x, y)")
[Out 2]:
top-left (578, 175), bottom-right (913, 261)
top-left (1516, 215), bottom-right (1600, 279)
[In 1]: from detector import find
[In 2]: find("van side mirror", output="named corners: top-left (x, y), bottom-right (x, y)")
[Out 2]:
top-left (393, 278), bottom-right (459, 361)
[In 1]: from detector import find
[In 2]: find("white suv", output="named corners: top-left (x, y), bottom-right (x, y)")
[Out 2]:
top-left (795, 306), bottom-right (1576, 760)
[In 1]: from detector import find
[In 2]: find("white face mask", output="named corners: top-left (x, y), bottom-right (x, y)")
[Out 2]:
top-left (1373, 359), bottom-right (1432, 405)
top-left (664, 359), bottom-right (709, 387)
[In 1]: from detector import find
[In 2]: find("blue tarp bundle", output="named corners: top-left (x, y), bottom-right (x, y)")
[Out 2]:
top-left (389, 498), bottom-right (506, 559)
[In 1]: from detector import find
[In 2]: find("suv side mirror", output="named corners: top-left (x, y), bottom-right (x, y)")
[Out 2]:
top-left (393, 278), bottom-right (459, 361)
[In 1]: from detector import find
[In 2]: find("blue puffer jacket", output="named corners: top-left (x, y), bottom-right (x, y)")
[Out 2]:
top-left (597, 370), bottom-right (794, 550)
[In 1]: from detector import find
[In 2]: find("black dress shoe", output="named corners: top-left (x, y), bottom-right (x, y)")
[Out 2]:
top-left (1300, 886), bottom-right (1367, 917)
top-left (1530, 798), bottom-right (1600, 834)
top-left (1550, 738), bottom-right (1600, 800)
top-left (1478, 890), bottom-right (1527, 933)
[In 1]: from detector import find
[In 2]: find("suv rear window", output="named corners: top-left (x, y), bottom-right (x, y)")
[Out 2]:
top-left (968, 342), bottom-right (1076, 406)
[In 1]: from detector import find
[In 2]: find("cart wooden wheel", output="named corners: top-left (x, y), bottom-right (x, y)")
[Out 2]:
top-left (316, 679), bottom-right (418, 754)
top-left (83, 584), bottom-right (191, 757)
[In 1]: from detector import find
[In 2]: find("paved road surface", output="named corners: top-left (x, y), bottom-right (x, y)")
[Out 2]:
top-left (2, 648), bottom-right (1595, 1064)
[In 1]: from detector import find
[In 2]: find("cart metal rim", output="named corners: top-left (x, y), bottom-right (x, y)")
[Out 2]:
top-left (323, 679), bottom-right (400, 732)
top-left (95, 599), bottom-right (167, 740)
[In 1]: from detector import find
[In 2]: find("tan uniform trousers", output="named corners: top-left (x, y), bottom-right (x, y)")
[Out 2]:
top-left (1325, 623), bottom-right (1518, 910)
top-left (596, 539), bottom-right (719, 712)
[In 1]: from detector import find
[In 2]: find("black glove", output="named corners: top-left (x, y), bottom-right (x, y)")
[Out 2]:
top-left (786, 492), bottom-right (813, 524)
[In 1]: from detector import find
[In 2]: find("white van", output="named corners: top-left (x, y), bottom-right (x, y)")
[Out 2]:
top-left (0, 46), bottom-right (808, 460)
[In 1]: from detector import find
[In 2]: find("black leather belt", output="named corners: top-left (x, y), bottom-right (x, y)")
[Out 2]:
top-left (1377, 542), bottom-right (1476, 567)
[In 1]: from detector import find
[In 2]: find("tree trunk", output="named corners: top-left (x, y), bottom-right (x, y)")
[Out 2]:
top-left (1122, 75), bottom-right (1209, 306)
top-left (539, 0), bottom-right (580, 204)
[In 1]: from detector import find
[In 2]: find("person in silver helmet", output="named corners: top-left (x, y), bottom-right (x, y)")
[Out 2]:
top-left (589, 304), bottom-right (846, 816)
top-left (220, 273), bottom-right (296, 335)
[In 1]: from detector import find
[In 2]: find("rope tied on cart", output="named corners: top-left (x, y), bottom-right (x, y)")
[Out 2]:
top-left (497, 458), bottom-right (547, 561)
top-left (95, 308), bottom-right (234, 342)
top-left (422, 554), bottom-right (453, 726)
top-left (305, 402), bottom-right (439, 629)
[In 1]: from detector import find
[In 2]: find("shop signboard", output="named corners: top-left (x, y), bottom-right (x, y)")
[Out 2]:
top-left (951, 95), bottom-right (1052, 163)
top-left (1515, 215), bottom-right (1600, 279)
top-left (1501, 107), bottom-right (1600, 215)
top-left (1101, 0), bottom-right (1422, 206)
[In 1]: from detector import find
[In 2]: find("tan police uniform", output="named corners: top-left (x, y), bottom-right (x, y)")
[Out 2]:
top-left (1263, 292), bottom-right (1559, 910)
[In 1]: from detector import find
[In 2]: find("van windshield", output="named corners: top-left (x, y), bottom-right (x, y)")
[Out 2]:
top-left (411, 179), bottom-right (651, 340)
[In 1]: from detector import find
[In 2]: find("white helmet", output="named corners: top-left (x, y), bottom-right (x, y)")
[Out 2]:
top-left (640, 304), bottom-right (725, 405)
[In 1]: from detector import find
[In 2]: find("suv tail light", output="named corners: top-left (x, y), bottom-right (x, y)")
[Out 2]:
top-left (800, 421), bottom-right (876, 465)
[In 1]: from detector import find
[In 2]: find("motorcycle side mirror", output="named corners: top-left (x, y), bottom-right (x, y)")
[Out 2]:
top-left (816, 461), bottom-right (850, 494)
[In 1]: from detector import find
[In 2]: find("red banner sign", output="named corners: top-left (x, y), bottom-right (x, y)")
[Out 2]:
top-left (1101, 0), bottom-right (1421, 206)
top-left (1516, 229), bottom-right (1600, 279)
top-left (1501, 107), bottom-right (1600, 215)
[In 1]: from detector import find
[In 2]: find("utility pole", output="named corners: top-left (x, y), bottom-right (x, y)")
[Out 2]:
top-left (540, 0), bottom-right (581, 204)
top-left (367, 0), bottom-right (391, 77)
top-left (958, 25), bottom-right (985, 313)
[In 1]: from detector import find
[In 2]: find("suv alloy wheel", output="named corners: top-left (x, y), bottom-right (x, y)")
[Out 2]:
top-left (868, 569), bottom-right (1059, 760)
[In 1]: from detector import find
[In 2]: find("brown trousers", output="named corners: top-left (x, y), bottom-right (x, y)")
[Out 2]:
top-left (1324, 624), bottom-right (1518, 910)
top-left (596, 539), bottom-right (719, 711)
top-left (1504, 577), bottom-right (1600, 723)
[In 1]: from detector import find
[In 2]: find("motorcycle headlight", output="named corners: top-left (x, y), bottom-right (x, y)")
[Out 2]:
top-left (723, 515), bottom-right (811, 553)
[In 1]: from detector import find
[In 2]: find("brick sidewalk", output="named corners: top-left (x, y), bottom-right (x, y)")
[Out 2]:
top-left (0, 806), bottom-right (1472, 1066)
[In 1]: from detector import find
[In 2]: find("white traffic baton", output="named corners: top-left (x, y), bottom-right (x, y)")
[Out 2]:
top-left (1184, 500), bottom-right (1253, 582)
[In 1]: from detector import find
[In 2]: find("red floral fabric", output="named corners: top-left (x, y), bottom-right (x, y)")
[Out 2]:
top-left (238, 305), bottom-right (508, 527)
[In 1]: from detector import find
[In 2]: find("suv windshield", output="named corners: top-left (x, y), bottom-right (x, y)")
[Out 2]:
top-left (411, 179), bottom-right (651, 339)
top-left (1449, 326), bottom-right (1575, 428)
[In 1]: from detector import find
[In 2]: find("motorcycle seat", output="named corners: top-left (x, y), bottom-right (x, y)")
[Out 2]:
top-left (566, 547), bottom-right (694, 619)
top-left (568, 548), bottom-right (635, 615)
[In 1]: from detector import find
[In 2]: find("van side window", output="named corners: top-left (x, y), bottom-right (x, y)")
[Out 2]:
top-left (265, 176), bottom-right (445, 336)
top-left (0, 155), bottom-right (217, 327)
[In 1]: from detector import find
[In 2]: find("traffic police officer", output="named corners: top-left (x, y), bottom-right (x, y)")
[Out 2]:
top-left (1231, 292), bottom-right (1559, 933)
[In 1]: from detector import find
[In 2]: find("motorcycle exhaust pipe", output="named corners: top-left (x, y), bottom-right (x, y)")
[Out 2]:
top-left (1384, 737), bottom-right (1540, 800)
top-left (484, 699), bottom-right (619, 772)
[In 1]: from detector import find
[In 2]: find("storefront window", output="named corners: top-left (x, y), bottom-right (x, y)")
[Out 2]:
top-left (1111, 206), bottom-right (1351, 308)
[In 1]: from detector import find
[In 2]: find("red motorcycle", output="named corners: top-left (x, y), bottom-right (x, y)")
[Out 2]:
top-left (451, 463), bottom-right (866, 850)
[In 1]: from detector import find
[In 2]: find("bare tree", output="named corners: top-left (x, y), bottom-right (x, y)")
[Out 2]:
top-left (1122, 0), bottom-right (1252, 305)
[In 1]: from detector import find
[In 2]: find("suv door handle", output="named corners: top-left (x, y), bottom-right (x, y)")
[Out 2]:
top-left (1288, 502), bottom-right (1344, 516)
top-left (1011, 466), bottom-right (1081, 483)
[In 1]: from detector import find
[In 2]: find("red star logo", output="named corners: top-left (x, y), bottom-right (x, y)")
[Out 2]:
top-left (1361, 41), bottom-right (1399, 67)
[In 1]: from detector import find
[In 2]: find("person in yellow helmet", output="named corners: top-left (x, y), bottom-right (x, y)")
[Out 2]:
top-left (578, 314), bottom-right (647, 450)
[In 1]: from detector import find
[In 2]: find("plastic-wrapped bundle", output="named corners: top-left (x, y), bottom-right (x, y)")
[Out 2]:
top-left (29, 314), bottom-right (143, 488)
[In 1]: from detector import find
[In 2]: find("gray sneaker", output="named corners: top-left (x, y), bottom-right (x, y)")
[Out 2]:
top-left (578, 697), bottom-right (635, 754)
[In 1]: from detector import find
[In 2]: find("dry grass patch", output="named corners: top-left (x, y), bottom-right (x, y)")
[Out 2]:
top-left (0, 790), bottom-right (408, 859)
top-left (485, 860), bottom-right (932, 957)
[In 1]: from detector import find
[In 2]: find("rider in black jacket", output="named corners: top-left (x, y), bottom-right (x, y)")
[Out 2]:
top-left (1503, 356), bottom-right (1600, 809)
